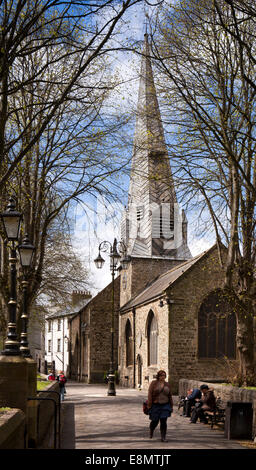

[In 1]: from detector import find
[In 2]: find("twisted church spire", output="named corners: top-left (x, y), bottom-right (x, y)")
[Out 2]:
top-left (121, 33), bottom-right (191, 260)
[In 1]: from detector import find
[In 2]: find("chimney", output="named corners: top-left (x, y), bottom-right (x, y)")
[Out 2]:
top-left (72, 290), bottom-right (92, 308)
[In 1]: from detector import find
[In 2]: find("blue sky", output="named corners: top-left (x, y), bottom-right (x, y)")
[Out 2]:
top-left (71, 1), bottom-right (214, 294)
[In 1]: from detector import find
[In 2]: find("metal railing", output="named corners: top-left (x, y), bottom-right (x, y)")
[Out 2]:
top-left (38, 390), bottom-right (61, 448)
top-left (27, 392), bottom-right (60, 449)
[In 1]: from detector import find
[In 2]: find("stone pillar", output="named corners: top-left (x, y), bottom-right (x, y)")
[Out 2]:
top-left (0, 355), bottom-right (28, 413)
top-left (26, 357), bottom-right (37, 398)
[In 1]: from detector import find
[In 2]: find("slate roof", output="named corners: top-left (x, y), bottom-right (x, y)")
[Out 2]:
top-left (46, 298), bottom-right (91, 320)
top-left (120, 245), bottom-right (216, 312)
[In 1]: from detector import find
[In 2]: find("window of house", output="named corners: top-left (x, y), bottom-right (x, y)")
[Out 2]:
top-left (125, 320), bottom-right (133, 366)
top-left (48, 321), bottom-right (51, 332)
top-left (147, 311), bottom-right (158, 366)
top-left (48, 340), bottom-right (51, 353)
top-left (58, 319), bottom-right (61, 331)
top-left (57, 339), bottom-right (61, 352)
top-left (198, 290), bottom-right (236, 359)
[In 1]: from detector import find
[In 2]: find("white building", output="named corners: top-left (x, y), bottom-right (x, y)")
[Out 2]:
top-left (28, 310), bottom-right (45, 373)
top-left (45, 291), bottom-right (91, 375)
top-left (45, 310), bottom-right (71, 375)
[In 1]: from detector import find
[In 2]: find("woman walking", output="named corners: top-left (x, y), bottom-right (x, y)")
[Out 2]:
top-left (147, 370), bottom-right (173, 442)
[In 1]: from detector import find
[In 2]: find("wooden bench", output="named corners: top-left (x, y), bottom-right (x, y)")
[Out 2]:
top-left (204, 397), bottom-right (226, 428)
top-left (178, 396), bottom-right (186, 415)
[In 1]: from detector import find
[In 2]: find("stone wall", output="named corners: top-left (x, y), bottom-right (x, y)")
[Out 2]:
top-left (167, 247), bottom-right (238, 393)
top-left (118, 246), bottom-right (250, 394)
top-left (0, 409), bottom-right (26, 449)
top-left (69, 312), bottom-right (81, 381)
top-left (69, 277), bottom-right (120, 383)
top-left (179, 378), bottom-right (256, 439)
top-left (31, 381), bottom-right (60, 448)
top-left (119, 301), bottom-right (170, 389)
top-left (120, 257), bottom-right (183, 308)
top-left (0, 381), bottom-right (60, 449)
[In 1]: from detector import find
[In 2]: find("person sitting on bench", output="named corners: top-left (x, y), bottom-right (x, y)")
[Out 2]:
top-left (183, 387), bottom-right (202, 417)
top-left (190, 385), bottom-right (216, 424)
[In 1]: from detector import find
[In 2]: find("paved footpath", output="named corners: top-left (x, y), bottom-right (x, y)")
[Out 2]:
top-left (60, 382), bottom-right (254, 450)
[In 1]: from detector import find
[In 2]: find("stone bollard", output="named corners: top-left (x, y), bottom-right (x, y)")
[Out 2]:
top-left (0, 355), bottom-right (28, 413)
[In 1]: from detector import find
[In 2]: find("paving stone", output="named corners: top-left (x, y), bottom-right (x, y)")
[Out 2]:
top-left (60, 382), bottom-right (250, 450)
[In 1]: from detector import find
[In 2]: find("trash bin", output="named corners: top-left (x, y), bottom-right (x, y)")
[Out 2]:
top-left (224, 402), bottom-right (253, 440)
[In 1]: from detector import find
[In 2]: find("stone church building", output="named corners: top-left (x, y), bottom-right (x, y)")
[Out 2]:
top-left (69, 34), bottom-right (239, 393)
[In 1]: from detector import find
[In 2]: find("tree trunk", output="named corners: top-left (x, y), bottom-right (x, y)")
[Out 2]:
top-left (236, 307), bottom-right (255, 385)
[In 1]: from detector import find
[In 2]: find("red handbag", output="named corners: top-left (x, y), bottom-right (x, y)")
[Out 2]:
top-left (143, 400), bottom-right (149, 415)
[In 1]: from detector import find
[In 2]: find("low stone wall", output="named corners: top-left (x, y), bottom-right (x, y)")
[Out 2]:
top-left (0, 409), bottom-right (26, 449)
top-left (0, 381), bottom-right (61, 449)
top-left (179, 378), bottom-right (256, 439)
top-left (28, 381), bottom-right (60, 448)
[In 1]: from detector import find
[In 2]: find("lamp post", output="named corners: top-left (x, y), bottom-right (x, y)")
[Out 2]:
top-left (0, 198), bottom-right (37, 416)
top-left (18, 234), bottom-right (35, 357)
top-left (0, 197), bottom-right (22, 356)
top-left (94, 238), bottom-right (129, 396)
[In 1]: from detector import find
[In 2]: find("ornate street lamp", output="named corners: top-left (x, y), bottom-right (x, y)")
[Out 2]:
top-left (94, 238), bottom-right (129, 396)
top-left (1, 197), bottom-right (22, 241)
top-left (0, 197), bottom-right (22, 355)
top-left (120, 253), bottom-right (131, 270)
top-left (18, 234), bottom-right (35, 268)
top-left (94, 251), bottom-right (105, 270)
top-left (18, 234), bottom-right (35, 357)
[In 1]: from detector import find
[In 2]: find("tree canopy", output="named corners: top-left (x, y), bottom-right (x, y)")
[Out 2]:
top-left (149, 0), bottom-right (256, 384)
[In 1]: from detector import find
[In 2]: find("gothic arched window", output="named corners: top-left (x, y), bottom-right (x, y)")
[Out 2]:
top-left (147, 311), bottom-right (158, 365)
top-left (198, 290), bottom-right (236, 359)
top-left (125, 320), bottom-right (133, 366)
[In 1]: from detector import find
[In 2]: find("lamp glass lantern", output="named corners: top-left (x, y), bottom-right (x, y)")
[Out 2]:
top-left (120, 254), bottom-right (130, 270)
top-left (1, 198), bottom-right (22, 241)
top-left (94, 252), bottom-right (105, 269)
top-left (18, 235), bottom-right (35, 268)
top-left (110, 252), bottom-right (121, 270)
top-left (109, 243), bottom-right (121, 270)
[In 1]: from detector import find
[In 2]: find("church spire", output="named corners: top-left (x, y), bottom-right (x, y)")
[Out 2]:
top-left (121, 33), bottom-right (191, 260)
top-left (133, 32), bottom-right (168, 158)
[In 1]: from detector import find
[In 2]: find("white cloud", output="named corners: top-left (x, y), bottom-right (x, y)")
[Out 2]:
top-left (72, 194), bottom-right (215, 297)
top-left (189, 236), bottom-right (213, 257)
top-left (72, 196), bottom-right (123, 295)
top-left (70, 2), bottom-right (217, 294)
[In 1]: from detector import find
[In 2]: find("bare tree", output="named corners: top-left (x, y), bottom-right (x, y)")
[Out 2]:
top-left (214, 0), bottom-right (256, 96)
top-left (0, 39), bottom-right (134, 335)
top-left (0, 0), bottom-right (143, 343)
top-left (0, 0), bottom-right (143, 192)
top-left (149, 0), bottom-right (256, 384)
top-left (35, 227), bottom-right (90, 310)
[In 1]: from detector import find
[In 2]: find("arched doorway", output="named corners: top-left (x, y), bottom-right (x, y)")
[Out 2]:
top-left (146, 310), bottom-right (158, 366)
top-left (125, 319), bottom-right (133, 367)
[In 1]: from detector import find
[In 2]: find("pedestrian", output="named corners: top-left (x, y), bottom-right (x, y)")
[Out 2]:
top-left (57, 370), bottom-right (67, 401)
top-left (190, 384), bottom-right (216, 424)
top-left (183, 387), bottom-right (202, 417)
top-left (147, 370), bottom-right (173, 442)
top-left (47, 371), bottom-right (55, 381)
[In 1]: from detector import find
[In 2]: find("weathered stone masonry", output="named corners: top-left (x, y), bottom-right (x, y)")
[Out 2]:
top-left (119, 245), bottom-right (242, 394)
top-left (69, 277), bottom-right (120, 383)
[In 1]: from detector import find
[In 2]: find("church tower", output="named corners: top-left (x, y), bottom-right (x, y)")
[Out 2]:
top-left (121, 33), bottom-right (191, 260)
